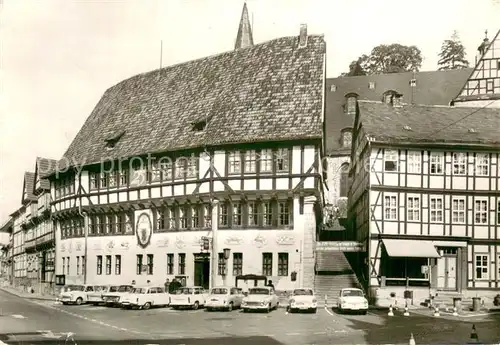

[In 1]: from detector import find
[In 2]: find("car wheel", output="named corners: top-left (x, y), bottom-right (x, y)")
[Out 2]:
top-left (75, 297), bottom-right (83, 305)
top-left (227, 302), bottom-right (233, 312)
top-left (62, 302), bottom-right (68, 305)
top-left (142, 302), bottom-right (151, 310)
top-left (193, 301), bottom-right (199, 310)
top-left (206, 307), bottom-right (212, 312)
top-left (266, 303), bottom-right (271, 313)
top-left (312, 308), bottom-right (317, 314)
top-left (243, 308), bottom-right (248, 313)
top-left (361, 310), bottom-right (367, 315)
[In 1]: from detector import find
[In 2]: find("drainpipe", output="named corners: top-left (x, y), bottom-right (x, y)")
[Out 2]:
top-left (210, 199), bottom-right (219, 290)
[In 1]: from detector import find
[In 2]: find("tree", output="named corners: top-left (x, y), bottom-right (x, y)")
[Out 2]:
top-left (341, 44), bottom-right (423, 76)
top-left (437, 31), bottom-right (470, 70)
top-left (340, 59), bottom-right (367, 77)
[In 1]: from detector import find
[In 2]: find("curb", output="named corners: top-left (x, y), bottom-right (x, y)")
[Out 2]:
top-left (0, 287), bottom-right (57, 302)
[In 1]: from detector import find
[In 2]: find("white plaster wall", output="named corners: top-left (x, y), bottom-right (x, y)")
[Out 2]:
top-left (324, 156), bottom-right (350, 206)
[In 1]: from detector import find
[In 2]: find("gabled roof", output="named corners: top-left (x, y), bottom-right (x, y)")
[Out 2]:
top-left (0, 218), bottom-right (13, 233)
top-left (34, 157), bottom-right (58, 188)
top-left (55, 35), bottom-right (325, 173)
top-left (453, 29), bottom-right (500, 102)
top-left (22, 172), bottom-right (37, 204)
top-left (357, 100), bottom-right (500, 147)
top-left (325, 69), bottom-right (472, 155)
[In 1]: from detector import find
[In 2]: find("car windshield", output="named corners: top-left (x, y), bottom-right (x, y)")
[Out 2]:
top-left (176, 288), bottom-right (193, 295)
top-left (65, 285), bottom-right (84, 291)
top-left (132, 288), bottom-right (146, 294)
top-left (109, 286), bottom-right (119, 292)
top-left (342, 289), bottom-right (363, 297)
top-left (210, 288), bottom-right (228, 295)
top-left (293, 289), bottom-right (313, 296)
top-left (249, 288), bottom-right (269, 295)
top-left (118, 285), bottom-right (132, 292)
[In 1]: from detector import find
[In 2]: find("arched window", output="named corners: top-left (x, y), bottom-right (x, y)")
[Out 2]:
top-left (341, 128), bottom-right (353, 147)
top-left (339, 163), bottom-right (350, 197)
top-left (345, 93), bottom-right (358, 115)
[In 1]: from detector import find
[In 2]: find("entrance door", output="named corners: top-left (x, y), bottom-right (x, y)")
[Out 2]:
top-left (437, 252), bottom-right (457, 290)
top-left (194, 254), bottom-right (210, 289)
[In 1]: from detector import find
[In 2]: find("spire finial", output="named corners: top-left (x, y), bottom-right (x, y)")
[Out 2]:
top-left (234, 2), bottom-right (254, 50)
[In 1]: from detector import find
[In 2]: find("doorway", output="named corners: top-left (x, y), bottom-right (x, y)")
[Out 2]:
top-left (437, 248), bottom-right (457, 291)
top-left (193, 253), bottom-right (210, 289)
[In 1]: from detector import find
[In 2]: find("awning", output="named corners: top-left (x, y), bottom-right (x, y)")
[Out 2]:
top-left (382, 239), bottom-right (441, 258)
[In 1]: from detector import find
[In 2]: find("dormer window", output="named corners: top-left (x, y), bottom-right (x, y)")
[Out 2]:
top-left (104, 130), bottom-right (125, 149)
top-left (192, 115), bottom-right (212, 132)
top-left (368, 82), bottom-right (375, 89)
top-left (382, 90), bottom-right (403, 106)
top-left (330, 85), bottom-right (337, 92)
top-left (345, 93), bottom-right (358, 116)
top-left (341, 129), bottom-right (352, 147)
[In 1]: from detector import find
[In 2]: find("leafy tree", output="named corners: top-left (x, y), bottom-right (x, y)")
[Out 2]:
top-left (437, 31), bottom-right (470, 70)
top-left (340, 59), bottom-right (367, 77)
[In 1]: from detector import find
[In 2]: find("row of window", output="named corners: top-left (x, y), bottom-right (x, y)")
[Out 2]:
top-left (384, 151), bottom-right (495, 176)
top-left (54, 176), bottom-right (76, 198)
top-left (86, 148), bottom-right (294, 192)
top-left (383, 195), bottom-right (500, 225)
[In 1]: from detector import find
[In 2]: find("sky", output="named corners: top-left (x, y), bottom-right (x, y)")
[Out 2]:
top-left (0, 0), bottom-right (499, 223)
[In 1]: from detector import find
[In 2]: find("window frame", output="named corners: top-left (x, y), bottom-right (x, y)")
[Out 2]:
top-left (407, 151), bottom-right (421, 174)
top-left (430, 197), bottom-right (443, 223)
top-left (475, 153), bottom-right (489, 176)
top-left (228, 151), bottom-right (242, 175)
top-left (259, 149), bottom-right (273, 173)
top-left (277, 253), bottom-right (289, 276)
top-left (105, 255), bottom-right (112, 275)
top-left (341, 130), bottom-right (352, 147)
top-left (233, 253), bottom-right (243, 276)
top-left (167, 254), bottom-right (174, 275)
top-left (429, 152), bottom-right (444, 175)
top-left (452, 197), bottom-right (466, 224)
top-left (262, 253), bottom-right (273, 276)
top-left (452, 152), bottom-right (467, 175)
top-left (474, 199), bottom-right (488, 225)
top-left (384, 195), bottom-right (398, 221)
top-left (475, 254), bottom-right (489, 280)
top-left (243, 150), bottom-right (257, 173)
top-left (97, 255), bottom-right (102, 275)
top-left (407, 196), bottom-right (420, 222)
top-left (217, 253), bottom-right (226, 275)
top-left (178, 253), bottom-right (186, 275)
top-left (115, 255), bottom-right (121, 275)
top-left (384, 150), bottom-right (398, 172)
top-left (136, 254), bottom-right (143, 275)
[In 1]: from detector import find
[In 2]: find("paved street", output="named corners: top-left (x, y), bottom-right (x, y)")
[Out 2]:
top-left (1, 289), bottom-right (500, 344)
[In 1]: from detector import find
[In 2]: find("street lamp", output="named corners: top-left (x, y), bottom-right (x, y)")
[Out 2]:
top-left (223, 248), bottom-right (231, 260)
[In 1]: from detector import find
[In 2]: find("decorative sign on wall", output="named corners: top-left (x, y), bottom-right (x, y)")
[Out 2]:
top-left (68, 242), bottom-right (73, 253)
top-left (175, 237), bottom-right (186, 249)
top-left (61, 243), bottom-right (66, 252)
top-left (276, 235), bottom-right (295, 246)
top-left (156, 239), bottom-right (169, 248)
top-left (224, 236), bottom-right (244, 245)
top-left (136, 212), bottom-right (153, 249)
top-left (75, 242), bottom-right (82, 252)
top-left (106, 240), bottom-right (116, 251)
top-left (120, 241), bottom-right (130, 250)
top-left (253, 235), bottom-right (267, 248)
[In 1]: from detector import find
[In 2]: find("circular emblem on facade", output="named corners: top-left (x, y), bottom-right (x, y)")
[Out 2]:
top-left (136, 212), bottom-right (153, 249)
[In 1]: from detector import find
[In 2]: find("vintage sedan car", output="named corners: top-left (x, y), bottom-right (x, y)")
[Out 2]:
top-left (205, 286), bottom-right (244, 311)
top-left (58, 284), bottom-right (96, 305)
top-left (102, 284), bottom-right (134, 307)
top-left (169, 286), bottom-right (209, 310)
top-left (120, 286), bottom-right (170, 310)
top-left (287, 288), bottom-right (317, 313)
top-left (241, 286), bottom-right (279, 312)
top-left (87, 285), bottom-right (120, 306)
top-left (337, 288), bottom-right (369, 314)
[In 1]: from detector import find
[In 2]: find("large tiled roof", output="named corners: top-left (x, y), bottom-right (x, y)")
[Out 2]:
top-left (358, 101), bottom-right (500, 146)
top-left (36, 157), bottom-right (58, 186)
top-left (23, 172), bottom-right (37, 202)
top-left (325, 69), bottom-right (472, 154)
top-left (57, 35), bottom-right (325, 171)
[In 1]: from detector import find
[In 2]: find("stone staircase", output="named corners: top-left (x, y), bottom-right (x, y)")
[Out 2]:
top-left (314, 250), bottom-right (362, 306)
top-left (429, 292), bottom-right (473, 309)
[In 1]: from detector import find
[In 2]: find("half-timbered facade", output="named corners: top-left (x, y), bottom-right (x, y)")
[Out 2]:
top-left (349, 98), bottom-right (500, 306)
top-left (48, 7), bottom-right (325, 292)
top-left (453, 29), bottom-right (500, 108)
top-left (0, 218), bottom-right (13, 282)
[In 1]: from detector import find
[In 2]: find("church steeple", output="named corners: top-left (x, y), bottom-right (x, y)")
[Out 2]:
top-left (234, 2), bottom-right (254, 50)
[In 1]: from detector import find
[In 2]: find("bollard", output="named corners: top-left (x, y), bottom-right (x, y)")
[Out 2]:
top-left (388, 304), bottom-right (394, 316)
top-left (433, 306), bottom-right (440, 317)
top-left (409, 333), bottom-right (416, 345)
top-left (452, 306), bottom-right (458, 316)
top-left (403, 303), bottom-right (410, 316)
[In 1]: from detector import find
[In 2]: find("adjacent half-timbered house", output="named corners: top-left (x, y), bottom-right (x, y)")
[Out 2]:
top-left (0, 218), bottom-right (13, 282)
top-left (453, 29), bottom-right (500, 108)
top-left (48, 6), bottom-right (325, 291)
top-left (349, 98), bottom-right (500, 307)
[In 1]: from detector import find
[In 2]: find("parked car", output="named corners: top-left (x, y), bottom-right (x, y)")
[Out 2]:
top-left (169, 286), bottom-right (209, 310)
top-left (337, 288), bottom-right (368, 314)
top-left (120, 286), bottom-right (170, 310)
top-left (58, 284), bottom-right (96, 305)
top-left (87, 285), bottom-right (120, 306)
top-left (102, 284), bottom-right (134, 307)
top-left (241, 286), bottom-right (279, 312)
top-left (205, 286), bottom-right (244, 311)
top-left (287, 288), bottom-right (317, 313)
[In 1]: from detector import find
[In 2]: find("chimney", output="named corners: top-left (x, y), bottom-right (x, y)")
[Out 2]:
top-left (299, 24), bottom-right (308, 48)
